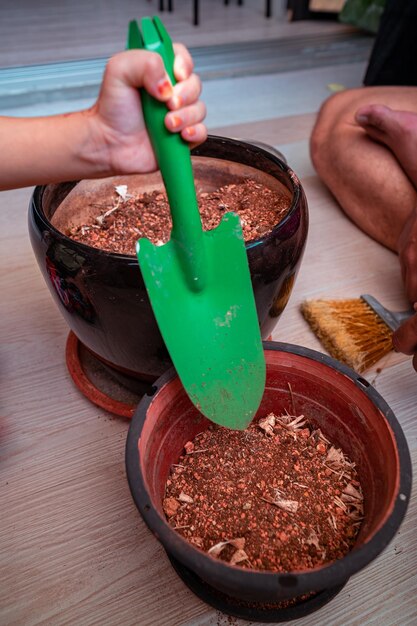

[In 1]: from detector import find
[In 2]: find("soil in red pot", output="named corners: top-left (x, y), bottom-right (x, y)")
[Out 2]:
top-left (163, 413), bottom-right (364, 573)
top-left (67, 179), bottom-right (291, 254)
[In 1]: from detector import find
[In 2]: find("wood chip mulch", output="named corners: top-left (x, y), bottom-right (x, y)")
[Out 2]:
top-left (163, 413), bottom-right (364, 573)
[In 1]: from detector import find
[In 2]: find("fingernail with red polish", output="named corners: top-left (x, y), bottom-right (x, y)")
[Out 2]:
top-left (169, 115), bottom-right (182, 129)
top-left (185, 126), bottom-right (196, 137)
top-left (156, 78), bottom-right (173, 99)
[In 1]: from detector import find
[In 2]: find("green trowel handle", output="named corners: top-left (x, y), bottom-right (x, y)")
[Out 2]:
top-left (128, 18), bottom-right (205, 291)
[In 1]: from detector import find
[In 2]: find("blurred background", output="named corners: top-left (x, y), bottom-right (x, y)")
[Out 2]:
top-left (0, 0), bottom-right (376, 122)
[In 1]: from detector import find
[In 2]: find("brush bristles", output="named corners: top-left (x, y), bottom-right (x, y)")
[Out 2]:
top-left (301, 299), bottom-right (393, 372)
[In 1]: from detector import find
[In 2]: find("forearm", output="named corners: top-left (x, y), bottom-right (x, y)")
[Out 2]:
top-left (0, 108), bottom-right (109, 191)
top-left (0, 47), bottom-right (206, 192)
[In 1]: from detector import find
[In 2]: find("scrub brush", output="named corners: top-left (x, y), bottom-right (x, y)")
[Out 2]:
top-left (300, 294), bottom-right (413, 372)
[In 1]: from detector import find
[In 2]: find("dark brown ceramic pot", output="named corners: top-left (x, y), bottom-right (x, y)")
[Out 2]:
top-left (125, 343), bottom-right (412, 622)
top-left (29, 137), bottom-right (308, 380)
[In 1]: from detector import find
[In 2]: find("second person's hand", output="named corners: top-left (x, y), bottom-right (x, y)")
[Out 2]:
top-left (397, 204), bottom-right (417, 304)
top-left (392, 304), bottom-right (417, 372)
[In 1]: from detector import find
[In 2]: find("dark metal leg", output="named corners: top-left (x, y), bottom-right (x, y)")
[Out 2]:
top-left (266, 0), bottom-right (272, 18)
top-left (167, 0), bottom-right (173, 11)
top-left (159, 0), bottom-right (164, 11)
top-left (193, 0), bottom-right (199, 25)
top-left (288, 0), bottom-right (312, 21)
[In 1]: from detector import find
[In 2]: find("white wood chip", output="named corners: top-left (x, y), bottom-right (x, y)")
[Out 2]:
top-left (230, 549), bottom-right (249, 565)
top-left (115, 184), bottom-right (128, 200)
top-left (178, 492), bottom-right (194, 504)
top-left (258, 414), bottom-right (276, 436)
top-left (208, 541), bottom-right (228, 557)
top-left (343, 483), bottom-right (363, 501)
top-left (272, 489), bottom-right (299, 513)
top-left (208, 537), bottom-right (245, 557)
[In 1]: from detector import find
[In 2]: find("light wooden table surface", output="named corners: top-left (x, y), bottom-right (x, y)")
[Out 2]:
top-left (1, 112), bottom-right (416, 625)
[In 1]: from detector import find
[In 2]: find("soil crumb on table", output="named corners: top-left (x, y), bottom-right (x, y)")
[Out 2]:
top-left (67, 179), bottom-right (291, 254)
top-left (164, 413), bottom-right (364, 573)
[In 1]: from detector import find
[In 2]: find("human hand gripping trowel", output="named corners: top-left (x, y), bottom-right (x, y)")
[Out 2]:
top-left (127, 17), bottom-right (265, 430)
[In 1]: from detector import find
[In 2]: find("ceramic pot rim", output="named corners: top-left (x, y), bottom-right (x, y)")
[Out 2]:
top-left (125, 341), bottom-right (412, 598)
top-left (30, 135), bottom-right (304, 261)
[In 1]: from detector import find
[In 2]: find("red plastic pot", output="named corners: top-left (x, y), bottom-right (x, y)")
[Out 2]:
top-left (125, 342), bottom-right (412, 622)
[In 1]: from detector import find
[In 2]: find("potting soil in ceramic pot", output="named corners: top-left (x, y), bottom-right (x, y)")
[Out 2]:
top-left (28, 137), bottom-right (308, 379)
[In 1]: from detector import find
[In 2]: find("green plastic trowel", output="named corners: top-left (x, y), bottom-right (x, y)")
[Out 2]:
top-left (127, 17), bottom-right (265, 430)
